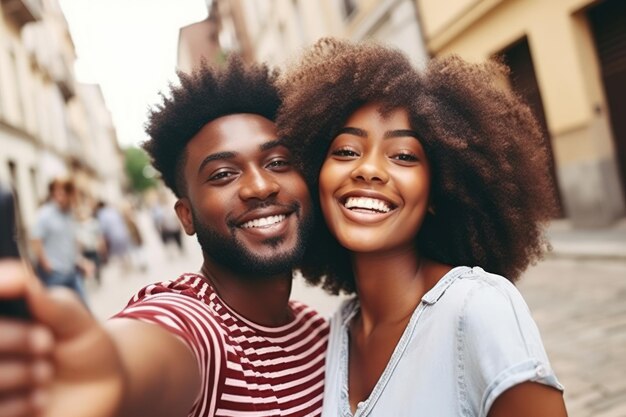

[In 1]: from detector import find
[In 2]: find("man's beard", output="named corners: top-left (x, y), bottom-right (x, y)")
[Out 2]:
top-left (191, 204), bottom-right (313, 278)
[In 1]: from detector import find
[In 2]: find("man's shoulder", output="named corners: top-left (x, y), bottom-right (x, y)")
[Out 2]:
top-left (128, 273), bottom-right (213, 305)
top-left (36, 202), bottom-right (57, 218)
top-left (115, 273), bottom-right (227, 343)
top-left (287, 300), bottom-right (330, 336)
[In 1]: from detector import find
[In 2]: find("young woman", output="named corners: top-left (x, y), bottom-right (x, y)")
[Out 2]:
top-left (278, 38), bottom-right (568, 417)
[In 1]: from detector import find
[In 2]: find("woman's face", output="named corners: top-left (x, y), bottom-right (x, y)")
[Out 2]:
top-left (318, 102), bottom-right (431, 254)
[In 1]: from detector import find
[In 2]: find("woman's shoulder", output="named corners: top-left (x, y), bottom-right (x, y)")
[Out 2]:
top-left (433, 266), bottom-right (525, 310)
top-left (435, 267), bottom-right (543, 350)
top-left (423, 266), bottom-right (535, 338)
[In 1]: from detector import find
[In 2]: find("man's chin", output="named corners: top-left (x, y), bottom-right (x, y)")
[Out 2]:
top-left (199, 236), bottom-right (303, 277)
top-left (222, 251), bottom-right (301, 278)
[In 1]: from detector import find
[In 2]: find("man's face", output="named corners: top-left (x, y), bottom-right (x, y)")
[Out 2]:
top-left (51, 183), bottom-right (73, 212)
top-left (177, 113), bottom-right (313, 277)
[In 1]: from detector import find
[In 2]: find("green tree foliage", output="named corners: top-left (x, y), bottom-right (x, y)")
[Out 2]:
top-left (124, 147), bottom-right (158, 193)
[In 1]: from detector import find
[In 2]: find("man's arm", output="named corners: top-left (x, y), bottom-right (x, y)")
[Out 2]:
top-left (107, 319), bottom-right (201, 417)
top-left (0, 259), bottom-right (201, 417)
top-left (30, 239), bottom-right (51, 274)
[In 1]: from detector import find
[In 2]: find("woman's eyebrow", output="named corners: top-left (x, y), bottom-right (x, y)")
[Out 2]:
top-left (335, 127), bottom-right (366, 137)
top-left (383, 129), bottom-right (419, 139)
top-left (335, 127), bottom-right (419, 140)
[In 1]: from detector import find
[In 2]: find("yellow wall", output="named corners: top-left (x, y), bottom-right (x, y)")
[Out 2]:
top-left (417, 0), bottom-right (612, 163)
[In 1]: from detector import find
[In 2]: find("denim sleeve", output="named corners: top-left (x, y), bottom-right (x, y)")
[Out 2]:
top-left (458, 276), bottom-right (563, 417)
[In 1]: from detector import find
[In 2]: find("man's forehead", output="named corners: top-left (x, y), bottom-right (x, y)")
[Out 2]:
top-left (205, 113), bottom-right (276, 132)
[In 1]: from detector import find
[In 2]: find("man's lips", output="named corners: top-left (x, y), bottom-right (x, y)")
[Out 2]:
top-left (231, 204), bottom-right (298, 230)
top-left (240, 214), bottom-right (287, 229)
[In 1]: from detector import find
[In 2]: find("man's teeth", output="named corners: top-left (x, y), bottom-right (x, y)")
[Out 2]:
top-left (241, 214), bottom-right (287, 229)
top-left (344, 197), bottom-right (391, 213)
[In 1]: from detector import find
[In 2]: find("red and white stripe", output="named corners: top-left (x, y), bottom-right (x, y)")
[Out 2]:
top-left (116, 273), bottom-right (329, 417)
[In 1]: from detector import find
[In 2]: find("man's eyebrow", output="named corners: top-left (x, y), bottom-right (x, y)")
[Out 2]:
top-left (259, 139), bottom-right (287, 152)
top-left (383, 129), bottom-right (420, 139)
top-left (197, 151), bottom-right (237, 174)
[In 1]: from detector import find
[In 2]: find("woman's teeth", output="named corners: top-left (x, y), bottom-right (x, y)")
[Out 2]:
top-left (344, 197), bottom-right (391, 213)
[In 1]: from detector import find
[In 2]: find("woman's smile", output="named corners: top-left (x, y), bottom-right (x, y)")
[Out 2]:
top-left (319, 102), bottom-right (431, 253)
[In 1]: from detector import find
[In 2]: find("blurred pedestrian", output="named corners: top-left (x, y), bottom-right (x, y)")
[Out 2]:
top-left (151, 195), bottom-right (184, 255)
top-left (96, 200), bottom-right (132, 271)
top-left (31, 178), bottom-right (88, 303)
top-left (76, 203), bottom-right (107, 285)
top-left (121, 203), bottom-right (147, 272)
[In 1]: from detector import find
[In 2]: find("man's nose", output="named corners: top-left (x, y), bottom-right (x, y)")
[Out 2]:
top-left (238, 167), bottom-right (280, 201)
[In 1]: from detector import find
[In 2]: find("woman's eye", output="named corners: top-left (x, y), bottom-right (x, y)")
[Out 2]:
top-left (392, 153), bottom-right (418, 162)
top-left (331, 148), bottom-right (359, 158)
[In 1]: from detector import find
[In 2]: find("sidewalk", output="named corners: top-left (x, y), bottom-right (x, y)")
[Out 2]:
top-left (546, 218), bottom-right (626, 261)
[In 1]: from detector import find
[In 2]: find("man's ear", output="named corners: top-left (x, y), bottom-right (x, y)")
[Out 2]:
top-left (175, 198), bottom-right (195, 236)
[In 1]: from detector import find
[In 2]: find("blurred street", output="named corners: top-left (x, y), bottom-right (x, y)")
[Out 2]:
top-left (86, 211), bottom-right (626, 417)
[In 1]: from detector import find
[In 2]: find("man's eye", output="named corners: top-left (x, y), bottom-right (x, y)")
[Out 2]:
top-left (267, 159), bottom-right (290, 169)
top-left (209, 171), bottom-right (235, 181)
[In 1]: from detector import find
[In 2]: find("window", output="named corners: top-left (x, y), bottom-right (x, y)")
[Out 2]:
top-left (30, 167), bottom-right (39, 206)
top-left (498, 37), bottom-right (563, 217)
top-left (342, 0), bottom-right (357, 18)
top-left (9, 50), bottom-right (26, 125)
top-left (7, 160), bottom-right (17, 189)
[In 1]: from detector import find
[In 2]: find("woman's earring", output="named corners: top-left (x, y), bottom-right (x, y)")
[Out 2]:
top-left (428, 206), bottom-right (436, 216)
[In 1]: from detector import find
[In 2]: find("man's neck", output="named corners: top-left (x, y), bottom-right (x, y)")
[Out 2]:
top-left (200, 259), bottom-right (294, 327)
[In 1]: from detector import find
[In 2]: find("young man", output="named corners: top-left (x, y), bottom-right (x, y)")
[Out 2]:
top-left (0, 57), bottom-right (328, 417)
top-left (31, 178), bottom-right (88, 303)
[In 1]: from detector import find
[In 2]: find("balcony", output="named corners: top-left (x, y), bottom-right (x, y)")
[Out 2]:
top-left (50, 56), bottom-right (75, 101)
top-left (0, 0), bottom-right (42, 28)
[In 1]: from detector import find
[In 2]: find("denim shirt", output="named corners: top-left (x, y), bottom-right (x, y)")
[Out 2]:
top-left (321, 266), bottom-right (563, 417)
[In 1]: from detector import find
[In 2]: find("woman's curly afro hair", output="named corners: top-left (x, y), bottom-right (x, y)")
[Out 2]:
top-left (143, 55), bottom-right (281, 197)
top-left (278, 38), bottom-right (558, 295)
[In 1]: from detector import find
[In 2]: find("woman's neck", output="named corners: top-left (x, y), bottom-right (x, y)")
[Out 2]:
top-left (350, 247), bottom-right (447, 334)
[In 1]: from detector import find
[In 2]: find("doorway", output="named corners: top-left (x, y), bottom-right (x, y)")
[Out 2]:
top-left (498, 37), bottom-right (565, 217)
top-left (587, 0), bottom-right (626, 200)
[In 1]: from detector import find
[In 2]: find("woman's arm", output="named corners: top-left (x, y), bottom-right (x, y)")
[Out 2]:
top-left (488, 382), bottom-right (568, 417)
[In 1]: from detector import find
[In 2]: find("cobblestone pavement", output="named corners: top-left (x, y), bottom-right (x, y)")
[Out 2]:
top-left (87, 212), bottom-right (626, 417)
top-left (518, 259), bottom-right (626, 417)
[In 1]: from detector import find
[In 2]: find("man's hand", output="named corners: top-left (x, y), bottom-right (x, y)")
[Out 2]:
top-left (76, 257), bottom-right (96, 280)
top-left (0, 260), bottom-right (126, 417)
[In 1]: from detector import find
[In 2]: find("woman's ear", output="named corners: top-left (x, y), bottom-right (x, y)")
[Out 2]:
top-left (175, 198), bottom-right (195, 236)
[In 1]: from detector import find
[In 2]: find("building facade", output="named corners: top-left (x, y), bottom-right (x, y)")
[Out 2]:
top-left (179, 0), bottom-right (624, 228)
top-left (417, 0), bottom-right (626, 227)
top-left (225, 0), bottom-right (428, 67)
top-left (0, 0), bottom-right (124, 230)
top-left (178, 0), bottom-right (428, 70)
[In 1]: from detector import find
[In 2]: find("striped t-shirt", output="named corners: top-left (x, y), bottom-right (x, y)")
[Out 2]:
top-left (115, 273), bottom-right (329, 417)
